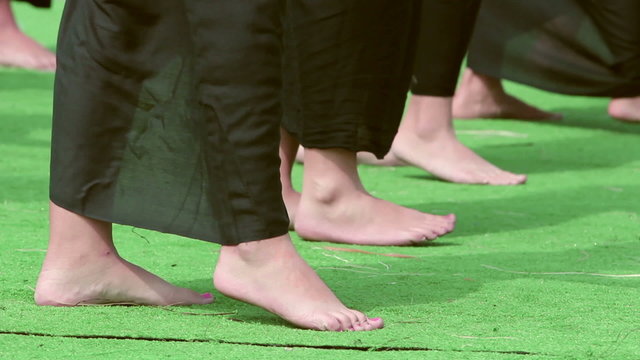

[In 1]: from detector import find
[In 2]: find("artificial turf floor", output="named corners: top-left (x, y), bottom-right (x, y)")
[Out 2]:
top-left (1, 2), bottom-right (639, 359)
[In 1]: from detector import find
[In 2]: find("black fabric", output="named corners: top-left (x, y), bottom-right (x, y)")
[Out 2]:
top-left (50, 0), bottom-right (419, 244)
top-left (51, 0), bottom-right (289, 245)
top-left (411, 0), bottom-right (481, 97)
top-left (281, 1), bottom-right (420, 159)
top-left (468, 0), bottom-right (640, 97)
top-left (15, 0), bottom-right (51, 8)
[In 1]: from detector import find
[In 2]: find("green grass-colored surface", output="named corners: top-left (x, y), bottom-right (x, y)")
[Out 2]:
top-left (1, 2), bottom-right (639, 359)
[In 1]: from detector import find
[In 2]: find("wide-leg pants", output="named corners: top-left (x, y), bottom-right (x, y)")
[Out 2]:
top-left (468, 0), bottom-right (640, 97)
top-left (281, 1), bottom-right (420, 158)
top-left (50, 0), bottom-right (420, 245)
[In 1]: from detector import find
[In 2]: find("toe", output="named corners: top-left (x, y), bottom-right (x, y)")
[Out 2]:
top-left (199, 292), bottom-right (215, 304)
top-left (332, 311), bottom-right (357, 331)
top-left (444, 214), bottom-right (456, 224)
top-left (431, 224), bottom-right (448, 236)
top-left (350, 309), bottom-right (369, 325)
top-left (422, 231), bottom-right (438, 241)
top-left (340, 309), bottom-right (363, 329)
top-left (516, 174), bottom-right (527, 184)
top-left (170, 287), bottom-right (214, 306)
top-left (365, 317), bottom-right (384, 330)
top-left (547, 112), bottom-right (563, 121)
top-left (347, 313), bottom-right (383, 331)
top-left (321, 315), bottom-right (344, 332)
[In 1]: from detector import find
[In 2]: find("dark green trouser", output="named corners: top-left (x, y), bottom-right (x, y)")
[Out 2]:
top-left (468, 0), bottom-right (640, 97)
top-left (411, 0), bottom-right (481, 97)
top-left (51, 0), bottom-right (419, 245)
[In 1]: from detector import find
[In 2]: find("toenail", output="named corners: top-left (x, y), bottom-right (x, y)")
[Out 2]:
top-left (369, 317), bottom-right (381, 322)
top-left (201, 292), bottom-right (213, 299)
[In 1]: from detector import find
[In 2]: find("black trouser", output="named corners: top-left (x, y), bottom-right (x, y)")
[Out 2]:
top-left (51, 0), bottom-right (420, 244)
top-left (411, 0), bottom-right (481, 97)
top-left (281, 1), bottom-right (420, 158)
top-left (468, 0), bottom-right (640, 97)
top-left (15, 0), bottom-right (51, 7)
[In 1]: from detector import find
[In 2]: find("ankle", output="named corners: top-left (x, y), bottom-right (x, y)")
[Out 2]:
top-left (300, 148), bottom-right (364, 205)
top-left (397, 117), bottom-right (456, 144)
top-left (460, 68), bottom-right (504, 95)
top-left (303, 176), bottom-right (363, 206)
top-left (400, 96), bottom-right (455, 139)
top-left (220, 235), bottom-right (293, 266)
top-left (43, 244), bottom-right (120, 269)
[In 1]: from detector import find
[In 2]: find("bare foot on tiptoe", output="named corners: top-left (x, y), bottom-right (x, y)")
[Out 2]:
top-left (214, 235), bottom-right (383, 331)
top-left (35, 203), bottom-right (213, 306)
top-left (452, 68), bottom-right (562, 121)
top-left (609, 96), bottom-right (640, 123)
top-left (0, 26), bottom-right (56, 71)
top-left (293, 148), bottom-right (455, 246)
top-left (391, 96), bottom-right (527, 185)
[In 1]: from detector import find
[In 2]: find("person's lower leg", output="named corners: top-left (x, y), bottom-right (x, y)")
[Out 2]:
top-left (452, 68), bottom-right (561, 120)
top-left (0, 0), bottom-right (16, 28)
top-left (391, 95), bottom-right (527, 185)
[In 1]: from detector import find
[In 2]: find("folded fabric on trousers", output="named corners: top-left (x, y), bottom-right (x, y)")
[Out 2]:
top-left (51, 0), bottom-right (419, 245)
top-left (468, 0), bottom-right (640, 97)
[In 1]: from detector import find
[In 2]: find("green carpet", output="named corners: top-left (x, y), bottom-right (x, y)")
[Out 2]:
top-left (1, 2), bottom-right (639, 359)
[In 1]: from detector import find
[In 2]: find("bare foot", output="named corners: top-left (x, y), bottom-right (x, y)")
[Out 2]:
top-left (36, 253), bottom-right (213, 306)
top-left (392, 96), bottom-right (527, 185)
top-left (293, 148), bottom-right (455, 245)
top-left (0, 26), bottom-right (56, 71)
top-left (35, 202), bottom-right (212, 306)
top-left (609, 96), bottom-right (640, 123)
top-left (452, 68), bottom-right (562, 121)
top-left (214, 235), bottom-right (383, 331)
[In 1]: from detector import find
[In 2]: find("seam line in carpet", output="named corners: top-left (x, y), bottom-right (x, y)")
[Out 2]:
top-left (0, 331), bottom-right (552, 356)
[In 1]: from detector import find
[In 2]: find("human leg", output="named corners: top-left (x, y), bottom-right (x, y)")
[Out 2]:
top-left (190, 0), bottom-right (382, 330)
top-left (382, 0), bottom-right (526, 185)
top-left (464, 0), bottom-right (640, 123)
top-left (281, 1), bottom-right (455, 245)
top-left (394, 95), bottom-right (527, 185)
top-left (40, 0), bottom-right (379, 332)
top-left (585, 0), bottom-right (640, 124)
top-left (35, 202), bottom-right (213, 306)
